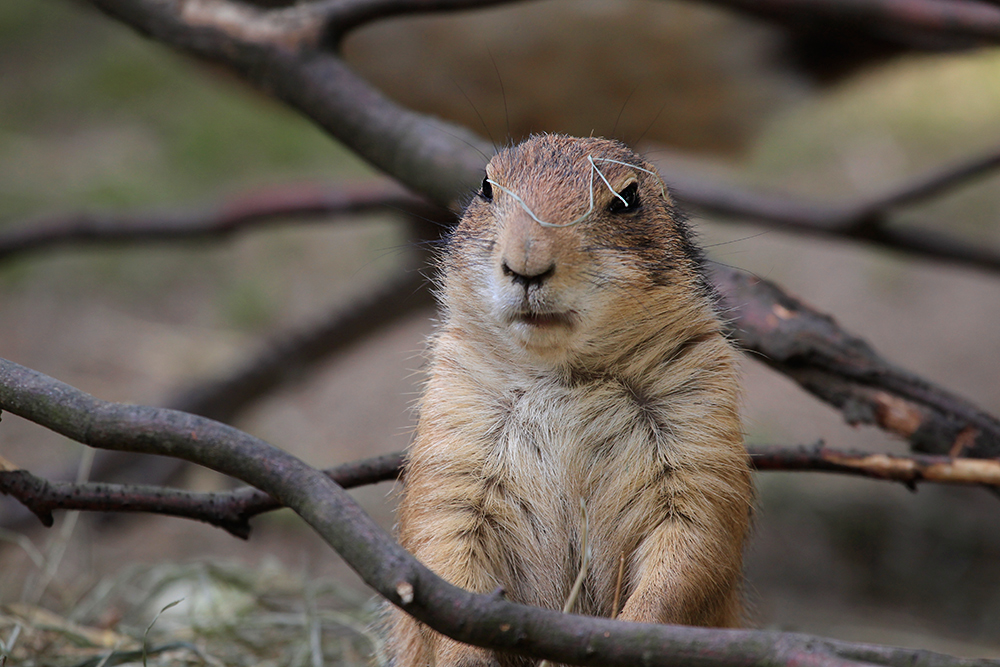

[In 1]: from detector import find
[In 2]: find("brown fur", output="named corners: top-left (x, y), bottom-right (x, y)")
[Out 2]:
top-left (385, 135), bottom-right (753, 667)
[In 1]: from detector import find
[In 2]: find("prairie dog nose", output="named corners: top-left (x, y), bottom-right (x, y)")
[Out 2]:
top-left (502, 260), bottom-right (555, 289)
top-left (498, 208), bottom-right (560, 290)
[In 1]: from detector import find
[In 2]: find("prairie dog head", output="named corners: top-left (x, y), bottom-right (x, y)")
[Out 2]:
top-left (440, 134), bottom-right (714, 367)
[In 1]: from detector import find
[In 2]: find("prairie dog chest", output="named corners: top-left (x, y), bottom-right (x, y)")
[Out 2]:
top-left (462, 367), bottom-right (683, 502)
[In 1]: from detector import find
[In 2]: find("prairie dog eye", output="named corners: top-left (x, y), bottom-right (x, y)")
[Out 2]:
top-left (608, 181), bottom-right (639, 213)
top-left (480, 177), bottom-right (494, 201)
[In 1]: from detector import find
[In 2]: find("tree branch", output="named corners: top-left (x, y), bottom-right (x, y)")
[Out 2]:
top-left (318, 0), bottom-right (524, 42)
top-left (713, 265), bottom-right (1000, 458)
top-left (859, 144), bottom-right (1000, 212)
top-left (0, 262), bottom-right (432, 532)
top-left (696, 0), bottom-right (1000, 49)
top-left (750, 443), bottom-right (1000, 488)
top-left (4, 444), bottom-right (1000, 540)
top-left (168, 263), bottom-right (433, 423)
top-left (0, 182), bottom-right (433, 262)
top-left (0, 452), bottom-right (403, 539)
top-left (1, 357), bottom-right (996, 667)
top-left (6, 143), bottom-right (997, 270)
top-left (82, 0), bottom-right (491, 208)
top-left (660, 144), bottom-right (1000, 274)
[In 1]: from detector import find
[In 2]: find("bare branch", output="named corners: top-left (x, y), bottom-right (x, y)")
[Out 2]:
top-left (860, 144), bottom-right (1000, 212)
top-left (319, 0), bottom-right (524, 41)
top-left (168, 264), bottom-right (433, 423)
top-left (0, 452), bottom-right (403, 539)
top-left (696, 0), bottom-right (1000, 49)
top-left (8, 146), bottom-right (1000, 272)
top-left (83, 0), bottom-right (490, 207)
top-left (713, 265), bottom-right (1000, 458)
top-left (0, 261), bottom-right (431, 533)
top-left (1, 357), bottom-right (997, 667)
top-left (4, 444), bottom-right (1000, 540)
top-left (750, 444), bottom-right (1000, 488)
top-left (660, 145), bottom-right (1000, 274)
top-left (0, 182), bottom-right (433, 262)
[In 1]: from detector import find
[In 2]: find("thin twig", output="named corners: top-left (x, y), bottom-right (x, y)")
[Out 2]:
top-left (661, 145), bottom-right (1000, 274)
top-left (0, 453), bottom-right (403, 539)
top-left (750, 443), bottom-right (1000, 489)
top-left (169, 265), bottom-right (433, 423)
top-left (0, 183), bottom-right (432, 262)
top-left (611, 552), bottom-right (625, 621)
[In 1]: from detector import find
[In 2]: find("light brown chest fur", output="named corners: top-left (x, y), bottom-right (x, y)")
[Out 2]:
top-left (386, 135), bottom-right (753, 667)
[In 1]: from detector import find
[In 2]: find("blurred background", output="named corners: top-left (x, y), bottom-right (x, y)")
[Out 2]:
top-left (2, 0), bottom-right (1000, 662)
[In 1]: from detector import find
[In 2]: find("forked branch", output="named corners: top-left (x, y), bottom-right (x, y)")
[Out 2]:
top-left (0, 452), bottom-right (404, 539)
top-left (661, 145), bottom-right (1000, 274)
top-left (713, 266), bottom-right (1000, 458)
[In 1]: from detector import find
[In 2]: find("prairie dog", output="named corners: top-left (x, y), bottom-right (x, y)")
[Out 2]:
top-left (387, 135), bottom-right (753, 666)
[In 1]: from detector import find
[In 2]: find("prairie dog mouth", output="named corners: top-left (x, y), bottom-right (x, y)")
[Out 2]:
top-left (512, 310), bottom-right (575, 328)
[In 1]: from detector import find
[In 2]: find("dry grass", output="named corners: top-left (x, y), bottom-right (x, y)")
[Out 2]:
top-left (1, 558), bottom-right (384, 667)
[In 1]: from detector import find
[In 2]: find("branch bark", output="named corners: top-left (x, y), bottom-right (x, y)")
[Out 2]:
top-left (713, 266), bottom-right (1000, 458)
top-left (750, 443), bottom-right (1000, 487)
top-left (1, 357), bottom-right (997, 667)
